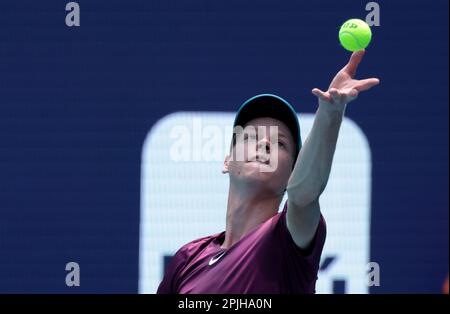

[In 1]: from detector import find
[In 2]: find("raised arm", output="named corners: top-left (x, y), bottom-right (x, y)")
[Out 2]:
top-left (286, 50), bottom-right (380, 249)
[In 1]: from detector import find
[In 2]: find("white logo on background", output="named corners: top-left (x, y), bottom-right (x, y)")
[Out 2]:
top-left (65, 2), bottom-right (80, 27)
top-left (65, 262), bottom-right (80, 287)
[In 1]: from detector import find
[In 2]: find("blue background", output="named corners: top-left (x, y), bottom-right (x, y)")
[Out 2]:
top-left (0, 0), bottom-right (448, 293)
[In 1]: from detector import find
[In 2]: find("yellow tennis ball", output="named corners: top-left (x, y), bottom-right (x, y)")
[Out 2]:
top-left (339, 18), bottom-right (372, 52)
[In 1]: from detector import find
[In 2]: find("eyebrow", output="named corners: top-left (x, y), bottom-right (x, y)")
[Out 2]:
top-left (275, 132), bottom-right (294, 149)
top-left (277, 133), bottom-right (289, 140)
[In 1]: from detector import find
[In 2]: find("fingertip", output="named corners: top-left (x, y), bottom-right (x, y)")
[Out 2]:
top-left (312, 88), bottom-right (322, 96)
top-left (351, 49), bottom-right (365, 62)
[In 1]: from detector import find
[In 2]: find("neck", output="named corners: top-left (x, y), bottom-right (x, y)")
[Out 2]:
top-left (221, 183), bottom-right (281, 249)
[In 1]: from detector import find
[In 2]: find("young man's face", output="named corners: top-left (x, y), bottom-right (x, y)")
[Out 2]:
top-left (224, 117), bottom-right (296, 196)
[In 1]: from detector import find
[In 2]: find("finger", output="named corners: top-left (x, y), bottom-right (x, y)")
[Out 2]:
top-left (343, 49), bottom-right (365, 78)
top-left (312, 88), bottom-right (326, 98)
top-left (353, 78), bottom-right (380, 92)
top-left (312, 88), bottom-right (332, 102)
top-left (329, 88), bottom-right (341, 103)
top-left (343, 88), bottom-right (359, 103)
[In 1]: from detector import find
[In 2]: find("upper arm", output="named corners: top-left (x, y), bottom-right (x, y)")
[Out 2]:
top-left (286, 198), bottom-right (321, 250)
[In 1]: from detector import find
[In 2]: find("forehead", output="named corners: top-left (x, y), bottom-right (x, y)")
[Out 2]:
top-left (244, 117), bottom-right (292, 136)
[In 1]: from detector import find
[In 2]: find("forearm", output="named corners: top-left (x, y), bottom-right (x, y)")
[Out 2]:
top-left (286, 104), bottom-right (344, 207)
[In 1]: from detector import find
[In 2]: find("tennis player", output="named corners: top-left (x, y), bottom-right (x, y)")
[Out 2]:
top-left (157, 50), bottom-right (379, 293)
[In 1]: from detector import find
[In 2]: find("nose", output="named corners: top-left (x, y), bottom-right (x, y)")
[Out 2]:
top-left (257, 137), bottom-right (271, 155)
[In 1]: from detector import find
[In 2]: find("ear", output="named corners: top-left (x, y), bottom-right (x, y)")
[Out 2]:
top-left (222, 155), bottom-right (230, 174)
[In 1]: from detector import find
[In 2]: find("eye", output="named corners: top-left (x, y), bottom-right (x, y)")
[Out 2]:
top-left (244, 134), bottom-right (256, 141)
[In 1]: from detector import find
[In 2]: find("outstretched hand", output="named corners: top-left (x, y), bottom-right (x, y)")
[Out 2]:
top-left (312, 49), bottom-right (380, 111)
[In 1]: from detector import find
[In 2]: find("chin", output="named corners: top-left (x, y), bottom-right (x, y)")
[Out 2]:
top-left (248, 161), bottom-right (277, 172)
top-left (241, 162), bottom-right (276, 179)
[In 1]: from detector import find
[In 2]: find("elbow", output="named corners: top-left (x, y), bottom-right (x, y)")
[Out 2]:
top-left (286, 171), bottom-right (328, 209)
top-left (286, 184), bottom-right (321, 209)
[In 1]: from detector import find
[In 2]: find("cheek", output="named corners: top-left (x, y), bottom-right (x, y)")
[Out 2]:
top-left (227, 159), bottom-right (244, 175)
top-left (233, 141), bottom-right (256, 162)
top-left (274, 153), bottom-right (294, 178)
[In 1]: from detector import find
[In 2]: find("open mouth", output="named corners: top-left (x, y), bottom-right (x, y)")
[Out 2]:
top-left (247, 155), bottom-right (270, 165)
